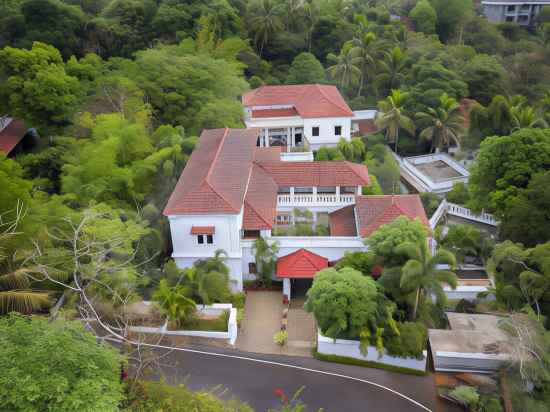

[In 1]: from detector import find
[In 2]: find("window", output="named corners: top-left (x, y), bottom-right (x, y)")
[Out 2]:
top-left (317, 186), bottom-right (336, 194)
top-left (276, 213), bottom-right (292, 225)
top-left (294, 187), bottom-right (313, 194)
top-left (334, 125), bottom-right (342, 136)
top-left (278, 186), bottom-right (291, 194)
top-left (341, 186), bottom-right (357, 194)
top-left (243, 230), bottom-right (260, 239)
top-left (312, 126), bottom-right (319, 137)
top-left (197, 234), bottom-right (214, 244)
top-left (294, 133), bottom-right (303, 145)
top-left (248, 262), bottom-right (257, 274)
top-left (507, 5), bottom-right (515, 12)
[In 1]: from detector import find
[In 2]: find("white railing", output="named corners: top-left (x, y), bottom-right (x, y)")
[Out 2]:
top-left (430, 199), bottom-right (498, 228)
top-left (277, 194), bottom-right (355, 207)
top-left (429, 199), bottom-right (449, 229)
top-left (267, 235), bottom-right (364, 249)
top-left (446, 202), bottom-right (498, 226)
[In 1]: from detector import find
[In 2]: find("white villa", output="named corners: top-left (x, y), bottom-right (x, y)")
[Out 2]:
top-left (163, 127), bottom-right (430, 299)
top-left (242, 84), bottom-right (358, 151)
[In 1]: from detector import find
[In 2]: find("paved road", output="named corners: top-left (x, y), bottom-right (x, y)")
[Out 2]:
top-left (150, 345), bottom-right (438, 412)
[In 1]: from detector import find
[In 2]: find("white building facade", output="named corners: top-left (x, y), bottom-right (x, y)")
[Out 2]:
top-left (164, 128), bottom-right (430, 294)
top-left (242, 84), bottom-right (355, 151)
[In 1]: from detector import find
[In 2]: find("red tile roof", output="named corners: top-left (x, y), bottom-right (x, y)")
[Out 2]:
top-left (243, 165), bottom-right (278, 230)
top-left (355, 195), bottom-right (430, 237)
top-left (190, 226), bottom-right (215, 235)
top-left (0, 119), bottom-right (27, 154)
top-left (253, 147), bottom-right (282, 163)
top-left (251, 108), bottom-right (299, 118)
top-left (329, 205), bottom-right (357, 236)
top-left (255, 161), bottom-right (369, 187)
top-left (276, 248), bottom-right (329, 278)
top-left (243, 84), bottom-right (354, 118)
top-left (163, 128), bottom-right (258, 215)
top-left (353, 119), bottom-right (378, 137)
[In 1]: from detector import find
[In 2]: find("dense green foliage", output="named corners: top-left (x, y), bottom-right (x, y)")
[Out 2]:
top-left (0, 314), bottom-right (123, 411)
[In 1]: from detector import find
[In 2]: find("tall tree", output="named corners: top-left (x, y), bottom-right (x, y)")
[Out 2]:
top-left (376, 46), bottom-right (407, 94)
top-left (409, 0), bottom-right (437, 34)
top-left (247, 0), bottom-right (284, 57)
top-left (326, 42), bottom-right (361, 91)
top-left (416, 93), bottom-right (464, 152)
top-left (375, 89), bottom-right (415, 152)
top-left (286, 52), bottom-right (326, 84)
top-left (398, 241), bottom-right (457, 320)
top-left (350, 32), bottom-right (379, 97)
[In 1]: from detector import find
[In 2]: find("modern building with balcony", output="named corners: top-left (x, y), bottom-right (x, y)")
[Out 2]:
top-left (164, 128), bottom-right (430, 297)
top-left (242, 84), bottom-right (355, 151)
top-left (482, 0), bottom-right (550, 25)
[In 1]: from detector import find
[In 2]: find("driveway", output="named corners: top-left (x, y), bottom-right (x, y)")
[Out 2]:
top-left (236, 291), bottom-right (284, 355)
top-left (286, 297), bottom-right (316, 356)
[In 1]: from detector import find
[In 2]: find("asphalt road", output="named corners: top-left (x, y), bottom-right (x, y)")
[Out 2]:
top-left (150, 345), bottom-right (439, 412)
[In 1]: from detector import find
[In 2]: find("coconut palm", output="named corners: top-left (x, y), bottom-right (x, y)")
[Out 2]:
top-left (184, 250), bottom-right (232, 304)
top-left (510, 105), bottom-right (548, 131)
top-left (398, 241), bottom-right (457, 320)
top-left (376, 46), bottom-right (406, 93)
top-left (416, 93), bottom-right (465, 153)
top-left (350, 32), bottom-right (379, 97)
top-left (326, 43), bottom-right (361, 91)
top-left (281, 0), bottom-right (305, 31)
top-left (375, 89), bottom-right (415, 153)
top-left (248, 0), bottom-right (284, 57)
top-left (153, 279), bottom-right (196, 327)
top-left (0, 265), bottom-right (52, 315)
top-left (303, 0), bottom-right (319, 52)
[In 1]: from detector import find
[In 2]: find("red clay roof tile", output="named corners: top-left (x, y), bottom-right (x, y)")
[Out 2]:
top-left (276, 248), bottom-right (329, 278)
top-left (0, 119), bottom-right (27, 155)
top-left (242, 165), bottom-right (278, 230)
top-left (329, 205), bottom-right (357, 236)
top-left (243, 84), bottom-right (353, 118)
top-left (355, 195), bottom-right (430, 237)
top-left (190, 226), bottom-right (215, 235)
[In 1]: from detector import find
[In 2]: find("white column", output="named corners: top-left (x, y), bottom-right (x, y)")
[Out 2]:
top-left (283, 278), bottom-right (291, 301)
top-left (336, 186), bottom-right (340, 201)
top-left (264, 128), bottom-right (269, 147)
top-left (290, 187), bottom-right (295, 203)
top-left (312, 186), bottom-right (317, 203)
top-left (357, 186), bottom-right (362, 195)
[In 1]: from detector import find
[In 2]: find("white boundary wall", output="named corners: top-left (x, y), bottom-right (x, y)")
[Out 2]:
top-left (317, 331), bottom-right (427, 371)
top-left (129, 303), bottom-right (238, 345)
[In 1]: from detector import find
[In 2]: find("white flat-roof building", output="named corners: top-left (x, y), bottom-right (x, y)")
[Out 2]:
top-left (482, 0), bottom-right (550, 25)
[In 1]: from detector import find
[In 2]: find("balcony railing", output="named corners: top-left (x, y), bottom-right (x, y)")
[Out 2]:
top-left (277, 193), bottom-right (356, 206)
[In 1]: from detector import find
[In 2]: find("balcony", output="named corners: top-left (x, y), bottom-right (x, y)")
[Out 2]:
top-left (277, 193), bottom-right (356, 207)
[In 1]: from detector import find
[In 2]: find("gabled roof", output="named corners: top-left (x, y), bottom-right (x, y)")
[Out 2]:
top-left (163, 128), bottom-right (258, 215)
top-left (0, 119), bottom-right (27, 155)
top-left (329, 205), bottom-right (357, 236)
top-left (243, 84), bottom-right (354, 118)
top-left (242, 165), bottom-right (278, 230)
top-left (276, 248), bottom-right (329, 278)
top-left (355, 195), bottom-right (430, 237)
top-left (255, 161), bottom-right (369, 187)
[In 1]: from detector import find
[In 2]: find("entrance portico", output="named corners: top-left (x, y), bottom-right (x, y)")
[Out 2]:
top-left (276, 248), bottom-right (329, 301)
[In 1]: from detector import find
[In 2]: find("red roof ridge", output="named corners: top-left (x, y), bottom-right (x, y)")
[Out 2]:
top-left (315, 84), bottom-right (352, 116)
top-left (244, 199), bottom-right (272, 228)
top-left (205, 127), bottom-right (230, 182)
top-left (202, 128), bottom-right (241, 213)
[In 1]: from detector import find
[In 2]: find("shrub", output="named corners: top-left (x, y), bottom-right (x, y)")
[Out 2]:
top-left (274, 330), bottom-right (288, 346)
top-left (384, 321), bottom-right (428, 359)
top-left (450, 385), bottom-right (479, 407)
top-left (447, 181), bottom-right (470, 205)
top-left (230, 292), bottom-right (246, 309)
top-left (420, 192), bottom-right (441, 218)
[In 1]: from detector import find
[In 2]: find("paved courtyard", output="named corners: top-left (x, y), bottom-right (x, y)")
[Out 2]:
top-left (236, 291), bottom-right (316, 357)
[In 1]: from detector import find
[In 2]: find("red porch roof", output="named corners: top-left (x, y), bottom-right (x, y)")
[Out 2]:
top-left (276, 248), bottom-right (329, 279)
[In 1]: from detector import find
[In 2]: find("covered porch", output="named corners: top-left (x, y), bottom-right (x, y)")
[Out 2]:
top-left (276, 248), bottom-right (329, 301)
top-left (258, 127), bottom-right (308, 151)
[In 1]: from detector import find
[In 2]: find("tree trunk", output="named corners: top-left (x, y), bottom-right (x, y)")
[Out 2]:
top-left (395, 129), bottom-right (399, 154)
top-left (412, 288), bottom-right (420, 320)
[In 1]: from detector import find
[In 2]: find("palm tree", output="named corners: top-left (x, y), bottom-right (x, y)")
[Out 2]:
top-left (350, 32), bottom-right (379, 97)
top-left (281, 0), bottom-right (305, 31)
top-left (303, 0), bottom-right (319, 52)
top-left (0, 265), bottom-right (52, 315)
top-left (416, 93), bottom-right (465, 153)
top-left (510, 105), bottom-right (548, 131)
top-left (398, 241), bottom-right (458, 320)
top-left (153, 279), bottom-right (196, 327)
top-left (184, 250), bottom-right (232, 304)
top-left (375, 89), bottom-right (415, 153)
top-left (326, 43), bottom-right (361, 92)
top-left (376, 46), bottom-right (406, 93)
top-left (248, 0), bottom-right (284, 57)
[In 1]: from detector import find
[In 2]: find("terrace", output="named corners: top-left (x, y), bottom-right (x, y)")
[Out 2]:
top-left (396, 153), bottom-right (469, 194)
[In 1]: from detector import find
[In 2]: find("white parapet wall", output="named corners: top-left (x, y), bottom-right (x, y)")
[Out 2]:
top-left (129, 303), bottom-right (238, 345)
top-left (317, 331), bottom-right (427, 371)
top-left (280, 151), bottom-right (314, 162)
